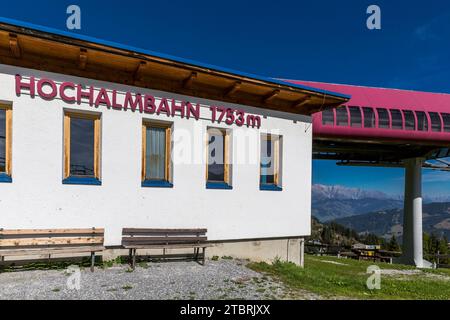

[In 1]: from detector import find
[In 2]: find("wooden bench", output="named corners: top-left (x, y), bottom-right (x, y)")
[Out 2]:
top-left (122, 228), bottom-right (212, 269)
top-left (0, 228), bottom-right (104, 272)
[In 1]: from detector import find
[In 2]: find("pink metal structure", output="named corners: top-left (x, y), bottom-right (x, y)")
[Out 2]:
top-left (285, 80), bottom-right (450, 165)
top-left (289, 80), bottom-right (450, 146)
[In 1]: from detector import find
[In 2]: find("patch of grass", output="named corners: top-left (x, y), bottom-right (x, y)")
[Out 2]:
top-left (125, 268), bottom-right (134, 273)
top-left (211, 256), bottom-right (219, 261)
top-left (52, 288), bottom-right (60, 292)
top-left (221, 256), bottom-right (233, 260)
top-left (122, 285), bottom-right (133, 291)
top-left (247, 254), bottom-right (450, 300)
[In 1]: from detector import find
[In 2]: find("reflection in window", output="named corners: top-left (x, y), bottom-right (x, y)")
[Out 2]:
top-left (322, 109), bottom-right (334, 126)
top-left (64, 112), bottom-right (101, 182)
top-left (349, 107), bottom-right (362, 128)
top-left (0, 109), bottom-right (5, 173)
top-left (260, 134), bottom-right (282, 187)
top-left (377, 108), bottom-right (390, 128)
top-left (442, 113), bottom-right (450, 132)
top-left (363, 107), bottom-right (375, 128)
top-left (403, 110), bottom-right (415, 131)
top-left (429, 112), bottom-right (442, 132)
top-left (70, 118), bottom-right (95, 176)
top-left (416, 111), bottom-right (428, 131)
top-left (207, 130), bottom-right (225, 182)
top-left (390, 109), bottom-right (403, 130)
top-left (335, 107), bottom-right (348, 126)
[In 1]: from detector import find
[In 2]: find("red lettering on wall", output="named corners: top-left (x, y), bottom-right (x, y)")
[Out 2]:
top-left (77, 85), bottom-right (94, 106)
top-left (15, 74), bottom-right (35, 97)
top-left (171, 99), bottom-right (185, 118)
top-left (111, 90), bottom-right (123, 110)
top-left (59, 82), bottom-right (76, 103)
top-left (124, 92), bottom-right (143, 112)
top-left (143, 94), bottom-right (156, 114)
top-left (95, 88), bottom-right (111, 108)
top-left (157, 98), bottom-right (170, 116)
top-left (186, 102), bottom-right (200, 120)
top-left (37, 79), bottom-right (58, 100)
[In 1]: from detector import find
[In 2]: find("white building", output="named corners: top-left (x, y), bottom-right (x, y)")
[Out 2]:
top-left (0, 19), bottom-right (349, 265)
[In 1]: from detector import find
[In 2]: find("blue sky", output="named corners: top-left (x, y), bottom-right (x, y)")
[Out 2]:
top-left (3, 0), bottom-right (450, 197)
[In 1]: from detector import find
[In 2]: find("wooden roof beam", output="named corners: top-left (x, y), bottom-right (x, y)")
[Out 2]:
top-left (263, 89), bottom-right (280, 104)
top-left (79, 48), bottom-right (88, 70)
top-left (182, 72), bottom-right (197, 89)
top-left (224, 81), bottom-right (241, 97)
top-left (9, 33), bottom-right (21, 58)
top-left (133, 60), bottom-right (147, 82)
top-left (292, 95), bottom-right (312, 109)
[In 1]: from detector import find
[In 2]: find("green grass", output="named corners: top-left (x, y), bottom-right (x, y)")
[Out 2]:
top-left (247, 254), bottom-right (450, 300)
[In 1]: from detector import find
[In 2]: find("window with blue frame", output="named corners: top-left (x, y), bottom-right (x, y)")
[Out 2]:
top-left (63, 111), bottom-right (101, 185)
top-left (260, 134), bottom-right (282, 191)
top-left (0, 105), bottom-right (12, 182)
top-left (142, 121), bottom-right (172, 187)
top-left (206, 127), bottom-right (231, 189)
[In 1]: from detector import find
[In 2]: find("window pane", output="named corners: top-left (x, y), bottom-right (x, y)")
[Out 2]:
top-left (442, 113), bottom-right (450, 132)
top-left (208, 130), bottom-right (225, 182)
top-left (429, 112), bottom-right (442, 132)
top-left (0, 109), bottom-right (5, 172)
top-left (322, 109), bottom-right (334, 126)
top-left (377, 108), bottom-right (389, 128)
top-left (260, 136), bottom-right (275, 184)
top-left (403, 110), bottom-right (415, 130)
top-left (390, 109), bottom-right (403, 129)
top-left (335, 107), bottom-right (348, 126)
top-left (70, 117), bottom-right (95, 176)
top-left (363, 107), bottom-right (375, 128)
top-left (416, 111), bottom-right (428, 131)
top-left (146, 127), bottom-right (166, 180)
top-left (349, 107), bottom-right (362, 128)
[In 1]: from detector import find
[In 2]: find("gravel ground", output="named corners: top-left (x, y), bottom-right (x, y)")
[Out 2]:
top-left (0, 259), bottom-right (321, 300)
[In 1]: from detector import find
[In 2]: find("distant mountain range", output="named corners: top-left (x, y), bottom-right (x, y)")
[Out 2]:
top-left (333, 203), bottom-right (450, 239)
top-left (312, 184), bottom-right (450, 239)
top-left (312, 184), bottom-right (402, 221)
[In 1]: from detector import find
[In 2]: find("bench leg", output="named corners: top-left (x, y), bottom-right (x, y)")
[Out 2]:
top-left (194, 248), bottom-right (199, 261)
top-left (132, 249), bottom-right (136, 270)
top-left (129, 249), bottom-right (133, 264)
top-left (202, 247), bottom-right (206, 266)
top-left (90, 252), bottom-right (95, 272)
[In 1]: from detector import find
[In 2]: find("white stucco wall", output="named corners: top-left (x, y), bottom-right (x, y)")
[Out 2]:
top-left (0, 64), bottom-right (312, 246)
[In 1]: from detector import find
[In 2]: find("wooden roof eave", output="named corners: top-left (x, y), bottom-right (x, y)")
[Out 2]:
top-left (0, 22), bottom-right (350, 115)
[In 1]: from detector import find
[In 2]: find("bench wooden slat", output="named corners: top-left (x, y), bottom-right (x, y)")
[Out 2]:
top-left (0, 237), bottom-right (104, 247)
top-left (0, 246), bottom-right (105, 256)
top-left (123, 244), bottom-right (213, 249)
top-left (122, 228), bottom-right (207, 235)
top-left (122, 236), bottom-right (206, 242)
top-left (0, 228), bottom-right (104, 236)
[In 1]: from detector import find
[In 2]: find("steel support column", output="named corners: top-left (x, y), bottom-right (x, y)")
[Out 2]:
top-left (401, 158), bottom-right (424, 267)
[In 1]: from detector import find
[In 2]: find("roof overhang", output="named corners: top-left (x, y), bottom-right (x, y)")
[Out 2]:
top-left (0, 18), bottom-right (350, 115)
